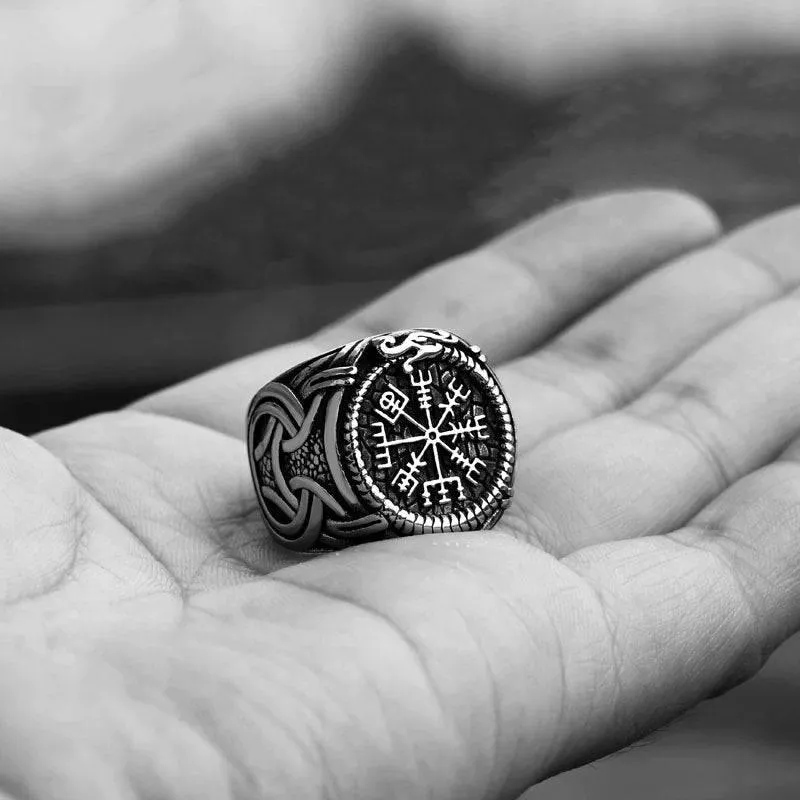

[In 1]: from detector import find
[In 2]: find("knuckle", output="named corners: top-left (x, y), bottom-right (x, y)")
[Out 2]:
top-left (626, 386), bottom-right (737, 491)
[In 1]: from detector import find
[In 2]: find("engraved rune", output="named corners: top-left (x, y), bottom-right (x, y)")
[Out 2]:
top-left (392, 451), bottom-right (427, 497)
top-left (440, 413), bottom-right (489, 442)
top-left (442, 444), bottom-right (484, 484)
top-left (375, 384), bottom-right (410, 424)
top-left (372, 422), bottom-right (393, 470)
top-left (410, 369), bottom-right (434, 412)
top-left (368, 366), bottom-right (491, 509)
top-left (422, 475), bottom-right (466, 507)
top-left (437, 376), bottom-right (470, 426)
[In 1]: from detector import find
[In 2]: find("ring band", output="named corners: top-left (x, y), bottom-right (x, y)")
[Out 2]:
top-left (247, 328), bottom-right (516, 551)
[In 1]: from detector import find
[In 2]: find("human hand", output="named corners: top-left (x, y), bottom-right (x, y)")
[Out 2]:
top-left (5, 0), bottom-right (800, 243)
top-left (4, 190), bottom-right (800, 798)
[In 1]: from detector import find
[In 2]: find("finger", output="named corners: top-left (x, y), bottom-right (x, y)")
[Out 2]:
top-left (500, 241), bottom-right (795, 450)
top-left (504, 207), bottom-right (800, 554)
top-left (316, 190), bottom-right (718, 359)
top-left (553, 457), bottom-right (800, 781)
top-left (136, 191), bottom-right (718, 437)
top-left (510, 289), bottom-right (800, 554)
top-left (231, 475), bottom-right (800, 800)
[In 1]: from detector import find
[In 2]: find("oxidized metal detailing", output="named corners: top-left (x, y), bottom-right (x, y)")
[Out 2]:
top-left (247, 328), bottom-right (515, 551)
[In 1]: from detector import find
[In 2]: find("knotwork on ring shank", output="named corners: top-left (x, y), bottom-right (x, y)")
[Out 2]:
top-left (247, 328), bottom-right (516, 552)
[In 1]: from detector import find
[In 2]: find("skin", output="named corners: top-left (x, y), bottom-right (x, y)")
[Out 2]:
top-left (4, 189), bottom-right (800, 798)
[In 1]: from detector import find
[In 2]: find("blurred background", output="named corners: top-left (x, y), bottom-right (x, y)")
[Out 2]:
top-left (4, 35), bottom-right (800, 434)
top-left (3, 5), bottom-right (800, 797)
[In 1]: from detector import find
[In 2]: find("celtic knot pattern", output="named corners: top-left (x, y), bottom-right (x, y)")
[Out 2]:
top-left (248, 339), bottom-right (389, 551)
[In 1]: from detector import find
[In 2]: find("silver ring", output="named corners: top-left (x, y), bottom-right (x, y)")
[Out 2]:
top-left (247, 328), bottom-right (516, 551)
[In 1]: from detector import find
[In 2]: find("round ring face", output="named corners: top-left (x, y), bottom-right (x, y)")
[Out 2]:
top-left (343, 337), bottom-right (515, 535)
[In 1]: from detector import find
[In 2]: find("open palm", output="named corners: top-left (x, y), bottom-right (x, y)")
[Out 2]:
top-left (3, 190), bottom-right (800, 800)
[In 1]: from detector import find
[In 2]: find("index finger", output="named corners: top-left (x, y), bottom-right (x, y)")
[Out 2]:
top-left (135, 191), bottom-right (718, 437)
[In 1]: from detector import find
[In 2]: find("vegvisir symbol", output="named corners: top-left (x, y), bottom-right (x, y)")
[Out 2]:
top-left (371, 367), bottom-right (489, 508)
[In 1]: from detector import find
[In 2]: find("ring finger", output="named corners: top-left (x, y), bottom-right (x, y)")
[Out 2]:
top-left (504, 206), bottom-right (800, 555)
top-left (135, 191), bottom-right (717, 438)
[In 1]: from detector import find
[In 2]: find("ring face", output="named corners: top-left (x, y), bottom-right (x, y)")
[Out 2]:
top-left (247, 329), bottom-right (515, 551)
top-left (344, 334), bottom-right (514, 535)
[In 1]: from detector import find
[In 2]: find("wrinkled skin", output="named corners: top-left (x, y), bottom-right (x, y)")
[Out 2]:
top-left (4, 191), bottom-right (800, 799)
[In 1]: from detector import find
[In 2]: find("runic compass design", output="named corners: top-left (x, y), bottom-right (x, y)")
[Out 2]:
top-left (247, 328), bottom-right (516, 551)
top-left (368, 368), bottom-right (492, 512)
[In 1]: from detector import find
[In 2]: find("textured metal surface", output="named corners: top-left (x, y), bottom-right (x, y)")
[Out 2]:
top-left (247, 328), bottom-right (515, 551)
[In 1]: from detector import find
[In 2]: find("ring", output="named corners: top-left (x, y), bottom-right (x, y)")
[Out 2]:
top-left (247, 328), bottom-right (516, 551)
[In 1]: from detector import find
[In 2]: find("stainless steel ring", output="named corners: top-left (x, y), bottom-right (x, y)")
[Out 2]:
top-left (247, 328), bottom-right (516, 552)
